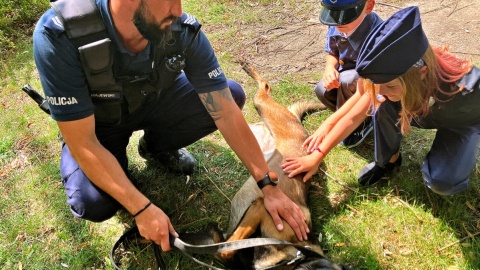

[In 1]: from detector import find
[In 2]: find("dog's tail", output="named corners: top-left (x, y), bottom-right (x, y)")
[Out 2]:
top-left (288, 102), bottom-right (327, 123)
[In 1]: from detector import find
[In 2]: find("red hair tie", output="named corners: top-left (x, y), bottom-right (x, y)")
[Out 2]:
top-left (314, 147), bottom-right (325, 156)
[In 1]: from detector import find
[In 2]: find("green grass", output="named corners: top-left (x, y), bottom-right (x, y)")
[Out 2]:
top-left (1, 0), bottom-right (480, 269)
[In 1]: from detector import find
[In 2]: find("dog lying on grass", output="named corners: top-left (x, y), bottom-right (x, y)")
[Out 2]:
top-left (211, 62), bottom-right (351, 269)
top-left (109, 62), bottom-right (352, 269)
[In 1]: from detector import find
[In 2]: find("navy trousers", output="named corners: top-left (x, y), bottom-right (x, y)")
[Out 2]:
top-left (314, 69), bottom-right (359, 112)
top-left (60, 73), bottom-right (246, 222)
top-left (373, 95), bottom-right (480, 196)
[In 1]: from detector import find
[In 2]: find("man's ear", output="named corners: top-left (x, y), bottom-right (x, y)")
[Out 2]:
top-left (420, 65), bottom-right (428, 80)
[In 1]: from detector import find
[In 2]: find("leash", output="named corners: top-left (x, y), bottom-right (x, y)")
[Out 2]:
top-left (110, 225), bottom-right (329, 270)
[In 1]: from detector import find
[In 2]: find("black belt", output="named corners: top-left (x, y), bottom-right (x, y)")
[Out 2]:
top-left (110, 225), bottom-right (328, 270)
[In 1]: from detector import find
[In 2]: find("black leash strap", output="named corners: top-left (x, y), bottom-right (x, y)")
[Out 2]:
top-left (109, 226), bottom-right (165, 269)
top-left (110, 225), bottom-right (328, 270)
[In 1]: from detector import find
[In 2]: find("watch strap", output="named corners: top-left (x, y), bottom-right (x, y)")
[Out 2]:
top-left (257, 172), bottom-right (277, 189)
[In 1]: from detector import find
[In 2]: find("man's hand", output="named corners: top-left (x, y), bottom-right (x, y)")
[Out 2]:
top-left (135, 203), bottom-right (179, 251)
top-left (199, 89), bottom-right (310, 240)
top-left (262, 185), bottom-right (310, 241)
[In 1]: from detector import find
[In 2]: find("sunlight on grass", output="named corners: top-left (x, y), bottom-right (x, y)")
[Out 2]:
top-left (1, 0), bottom-right (479, 269)
top-left (324, 196), bottom-right (472, 269)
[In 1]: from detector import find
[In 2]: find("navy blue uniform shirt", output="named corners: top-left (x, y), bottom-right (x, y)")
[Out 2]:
top-left (33, 0), bottom-right (228, 122)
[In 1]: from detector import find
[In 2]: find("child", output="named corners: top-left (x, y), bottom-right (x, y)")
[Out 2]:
top-left (283, 6), bottom-right (480, 196)
top-left (316, 0), bottom-right (382, 147)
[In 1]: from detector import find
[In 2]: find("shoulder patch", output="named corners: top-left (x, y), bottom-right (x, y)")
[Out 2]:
top-left (180, 13), bottom-right (201, 28)
top-left (44, 15), bottom-right (66, 36)
top-left (182, 13), bottom-right (197, 25)
top-left (172, 13), bottom-right (200, 32)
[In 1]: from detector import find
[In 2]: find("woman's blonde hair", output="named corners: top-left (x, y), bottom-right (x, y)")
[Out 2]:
top-left (366, 45), bottom-right (473, 134)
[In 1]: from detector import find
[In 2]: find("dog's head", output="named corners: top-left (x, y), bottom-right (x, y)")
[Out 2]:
top-left (252, 243), bottom-right (352, 270)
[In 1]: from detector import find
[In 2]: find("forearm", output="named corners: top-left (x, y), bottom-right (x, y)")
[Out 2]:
top-left (324, 54), bottom-right (339, 70)
top-left (319, 93), bottom-right (371, 154)
top-left (200, 89), bottom-right (269, 181)
top-left (71, 141), bottom-right (149, 214)
top-left (203, 89), bottom-right (308, 239)
top-left (58, 118), bottom-right (149, 215)
top-left (321, 90), bottom-right (362, 131)
top-left (215, 108), bottom-right (269, 180)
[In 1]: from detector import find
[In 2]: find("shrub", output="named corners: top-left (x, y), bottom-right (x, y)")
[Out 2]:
top-left (0, 0), bottom-right (49, 58)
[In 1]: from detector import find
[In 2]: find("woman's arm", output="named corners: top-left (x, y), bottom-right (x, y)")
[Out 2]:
top-left (318, 92), bottom-right (371, 154)
top-left (282, 79), bottom-right (371, 180)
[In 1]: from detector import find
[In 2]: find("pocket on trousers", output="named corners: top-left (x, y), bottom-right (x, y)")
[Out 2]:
top-left (62, 168), bottom-right (82, 199)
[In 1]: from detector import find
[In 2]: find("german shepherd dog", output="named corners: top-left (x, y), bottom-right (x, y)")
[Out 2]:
top-left (211, 62), bottom-right (351, 270)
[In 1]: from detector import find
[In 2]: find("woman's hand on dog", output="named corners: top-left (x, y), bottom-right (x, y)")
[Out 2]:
top-left (282, 154), bottom-right (321, 182)
top-left (262, 185), bottom-right (310, 241)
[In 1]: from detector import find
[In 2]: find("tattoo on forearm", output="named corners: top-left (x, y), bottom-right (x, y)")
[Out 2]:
top-left (199, 88), bottom-right (233, 121)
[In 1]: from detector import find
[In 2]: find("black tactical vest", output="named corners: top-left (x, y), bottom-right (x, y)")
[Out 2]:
top-left (50, 0), bottom-right (200, 125)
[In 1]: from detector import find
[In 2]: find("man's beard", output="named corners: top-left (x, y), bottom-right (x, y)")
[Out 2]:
top-left (133, 1), bottom-right (175, 47)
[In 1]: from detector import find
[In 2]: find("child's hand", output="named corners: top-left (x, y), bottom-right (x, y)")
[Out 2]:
top-left (322, 66), bottom-right (340, 90)
top-left (303, 125), bottom-right (329, 153)
top-left (281, 155), bottom-right (321, 182)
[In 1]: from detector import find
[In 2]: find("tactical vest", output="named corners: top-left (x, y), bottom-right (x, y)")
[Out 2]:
top-left (50, 0), bottom-right (201, 125)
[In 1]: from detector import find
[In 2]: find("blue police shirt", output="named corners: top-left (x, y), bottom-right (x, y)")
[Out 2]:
top-left (325, 12), bottom-right (382, 72)
top-left (33, 0), bottom-right (228, 122)
top-left (424, 66), bottom-right (480, 127)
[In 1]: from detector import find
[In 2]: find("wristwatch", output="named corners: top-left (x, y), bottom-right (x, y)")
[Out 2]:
top-left (257, 172), bottom-right (278, 189)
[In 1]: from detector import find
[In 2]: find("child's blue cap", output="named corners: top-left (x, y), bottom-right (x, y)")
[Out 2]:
top-left (356, 6), bottom-right (429, 84)
top-left (320, 0), bottom-right (367, 26)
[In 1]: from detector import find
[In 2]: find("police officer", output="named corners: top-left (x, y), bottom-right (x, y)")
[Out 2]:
top-left (33, 0), bottom-right (309, 251)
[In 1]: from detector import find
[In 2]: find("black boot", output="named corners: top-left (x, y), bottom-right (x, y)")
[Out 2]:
top-left (358, 154), bottom-right (402, 186)
top-left (138, 137), bottom-right (196, 175)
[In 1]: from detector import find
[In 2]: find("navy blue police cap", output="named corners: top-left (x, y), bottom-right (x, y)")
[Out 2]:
top-left (320, 0), bottom-right (368, 26)
top-left (356, 6), bottom-right (429, 84)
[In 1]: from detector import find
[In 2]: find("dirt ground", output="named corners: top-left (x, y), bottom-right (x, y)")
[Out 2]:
top-left (222, 0), bottom-right (480, 81)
